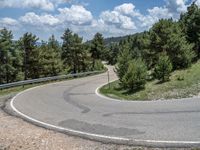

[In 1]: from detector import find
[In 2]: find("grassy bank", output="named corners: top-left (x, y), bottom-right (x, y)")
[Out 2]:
top-left (100, 61), bottom-right (200, 101)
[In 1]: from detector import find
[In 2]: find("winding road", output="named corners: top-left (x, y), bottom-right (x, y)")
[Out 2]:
top-left (9, 66), bottom-right (200, 148)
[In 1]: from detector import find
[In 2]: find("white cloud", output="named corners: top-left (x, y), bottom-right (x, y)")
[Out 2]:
top-left (114, 3), bottom-right (135, 15)
top-left (58, 5), bottom-right (93, 25)
top-left (100, 3), bottom-right (137, 30)
top-left (0, 17), bottom-right (19, 29)
top-left (0, 17), bottom-right (18, 26)
top-left (19, 5), bottom-right (93, 27)
top-left (165, 0), bottom-right (187, 14)
top-left (139, 1), bottom-right (185, 28)
top-left (0, 0), bottom-right (54, 11)
top-left (20, 12), bottom-right (60, 26)
top-left (195, 0), bottom-right (200, 7)
top-left (138, 7), bottom-right (173, 29)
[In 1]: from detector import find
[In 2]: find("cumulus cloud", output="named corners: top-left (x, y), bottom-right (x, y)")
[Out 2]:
top-left (0, 17), bottom-right (19, 28)
top-left (165, 0), bottom-right (187, 13)
top-left (140, 7), bottom-right (173, 28)
top-left (195, 0), bottom-right (200, 6)
top-left (114, 3), bottom-right (135, 15)
top-left (58, 5), bottom-right (93, 25)
top-left (20, 12), bottom-right (60, 26)
top-left (18, 4), bottom-right (93, 28)
top-left (100, 3), bottom-right (137, 30)
top-left (138, 0), bottom-right (187, 28)
top-left (100, 11), bottom-right (136, 30)
top-left (0, 0), bottom-right (54, 11)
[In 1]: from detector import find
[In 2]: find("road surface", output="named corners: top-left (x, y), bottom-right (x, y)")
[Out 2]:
top-left (9, 66), bottom-right (200, 148)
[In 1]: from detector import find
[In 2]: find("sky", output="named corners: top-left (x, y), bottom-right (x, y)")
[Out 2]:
top-left (0, 0), bottom-right (197, 41)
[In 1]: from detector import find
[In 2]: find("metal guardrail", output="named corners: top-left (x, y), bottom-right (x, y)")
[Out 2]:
top-left (0, 70), bottom-right (105, 90)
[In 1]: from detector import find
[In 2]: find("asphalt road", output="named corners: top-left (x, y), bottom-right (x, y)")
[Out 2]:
top-left (9, 66), bottom-right (200, 147)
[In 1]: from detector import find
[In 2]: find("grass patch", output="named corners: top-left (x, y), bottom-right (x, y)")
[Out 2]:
top-left (100, 61), bottom-right (200, 101)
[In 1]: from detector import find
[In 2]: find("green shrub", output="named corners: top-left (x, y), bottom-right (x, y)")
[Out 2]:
top-left (176, 75), bottom-right (184, 81)
top-left (115, 48), bottom-right (132, 82)
top-left (122, 59), bottom-right (147, 91)
top-left (154, 53), bottom-right (173, 82)
top-left (93, 60), bottom-right (104, 71)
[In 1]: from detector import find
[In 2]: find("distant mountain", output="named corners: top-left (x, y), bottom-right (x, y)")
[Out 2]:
top-left (103, 35), bottom-right (130, 45)
top-left (85, 35), bottom-right (131, 46)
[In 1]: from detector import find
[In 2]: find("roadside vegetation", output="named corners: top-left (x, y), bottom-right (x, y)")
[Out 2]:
top-left (0, 29), bottom-right (106, 85)
top-left (100, 61), bottom-right (200, 100)
top-left (100, 3), bottom-right (200, 100)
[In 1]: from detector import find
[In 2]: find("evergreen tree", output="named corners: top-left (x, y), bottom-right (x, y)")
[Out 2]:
top-left (90, 32), bottom-right (105, 69)
top-left (154, 53), bottom-right (173, 82)
top-left (72, 33), bottom-right (84, 73)
top-left (149, 19), bottom-right (174, 67)
top-left (107, 43), bottom-right (120, 65)
top-left (61, 28), bottom-right (74, 70)
top-left (129, 32), bottom-right (151, 68)
top-left (180, 3), bottom-right (200, 58)
top-left (0, 28), bottom-right (18, 83)
top-left (48, 34), bottom-right (60, 50)
top-left (38, 38), bottom-right (63, 77)
top-left (11, 41), bottom-right (23, 81)
top-left (122, 59), bottom-right (147, 91)
top-left (47, 35), bottom-right (63, 75)
top-left (61, 29), bottom-right (86, 73)
top-left (150, 19), bottom-right (194, 69)
top-left (166, 27), bottom-right (195, 69)
top-left (18, 32), bottom-right (39, 79)
top-left (116, 46), bottom-right (132, 82)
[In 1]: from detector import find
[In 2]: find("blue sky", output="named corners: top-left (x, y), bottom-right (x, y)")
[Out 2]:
top-left (0, 0), bottom-right (196, 41)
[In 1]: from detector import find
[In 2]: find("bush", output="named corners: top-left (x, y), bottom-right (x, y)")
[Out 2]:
top-left (115, 48), bottom-right (132, 81)
top-left (154, 53), bottom-right (173, 82)
top-left (176, 75), bottom-right (184, 81)
top-left (122, 59), bottom-right (147, 91)
top-left (93, 60), bottom-right (104, 71)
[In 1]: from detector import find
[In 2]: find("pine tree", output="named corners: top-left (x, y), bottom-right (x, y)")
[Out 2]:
top-left (0, 28), bottom-right (17, 83)
top-left (154, 53), bottom-right (173, 82)
top-left (107, 43), bottom-right (120, 65)
top-left (61, 29), bottom-right (86, 73)
top-left (90, 32), bottom-right (105, 69)
top-left (47, 35), bottom-right (63, 75)
top-left (61, 29), bottom-right (74, 72)
top-left (180, 3), bottom-right (200, 58)
top-left (150, 19), bottom-right (195, 69)
top-left (38, 39), bottom-right (63, 77)
top-left (18, 32), bottom-right (39, 79)
top-left (122, 59), bottom-right (147, 91)
top-left (115, 46), bottom-right (132, 82)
